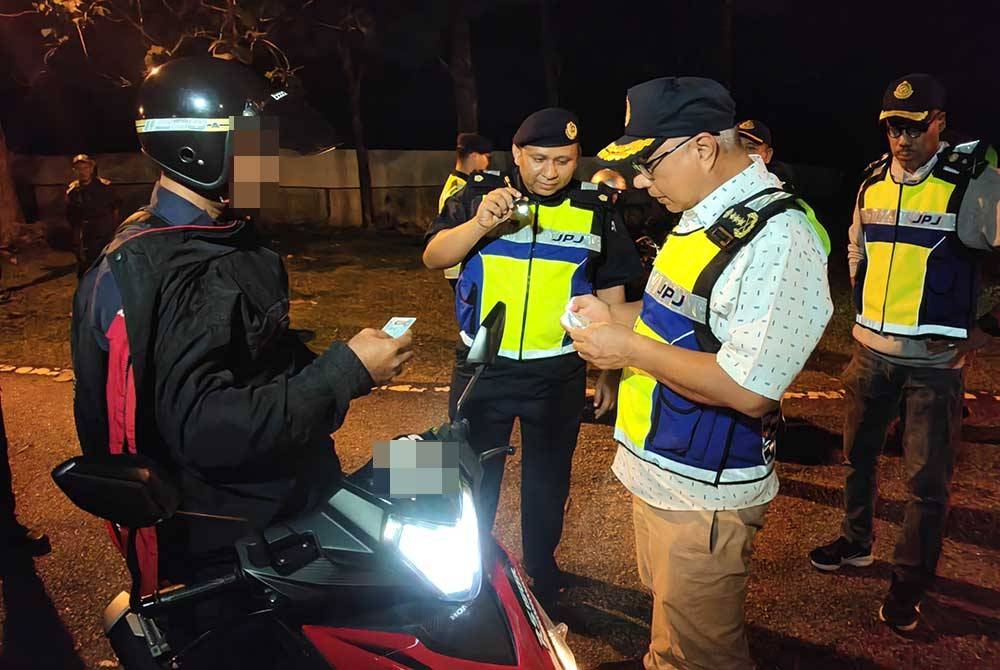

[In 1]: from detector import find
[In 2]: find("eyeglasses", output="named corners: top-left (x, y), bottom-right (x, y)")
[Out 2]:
top-left (885, 124), bottom-right (929, 139)
top-left (885, 114), bottom-right (939, 139)
top-left (631, 135), bottom-right (696, 179)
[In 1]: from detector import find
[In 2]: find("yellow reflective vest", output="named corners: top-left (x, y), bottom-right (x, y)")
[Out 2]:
top-left (854, 141), bottom-right (987, 338)
top-left (455, 171), bottom-right (610, 360)
top-left (616, 189), bottom-right (828, 484)
top-left (439, 171), bottom-right (469, 280)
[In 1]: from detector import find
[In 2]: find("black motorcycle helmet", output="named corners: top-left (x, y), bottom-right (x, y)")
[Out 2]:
top-left (136, 57), bottom-right (338, 195)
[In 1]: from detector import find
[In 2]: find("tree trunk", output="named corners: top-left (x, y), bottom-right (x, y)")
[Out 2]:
top-left (539, 0), bottom-right (559, 107)
top-left (449, 4), bottom-right (478, 133)
top-left (342, 50), bottom-right (374, 231)
top-left (0, 122), bottom-right (25, 249)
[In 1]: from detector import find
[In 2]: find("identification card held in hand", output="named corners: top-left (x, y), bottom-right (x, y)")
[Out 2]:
top-left (382, 317), bottom-right (416, 338)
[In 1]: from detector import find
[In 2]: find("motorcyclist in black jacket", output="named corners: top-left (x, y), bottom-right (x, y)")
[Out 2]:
top-left (71, 57), bottom-right (413, 599)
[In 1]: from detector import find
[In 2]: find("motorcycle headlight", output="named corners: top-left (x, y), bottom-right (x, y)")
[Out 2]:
top-left (382, 484), bottom-right (482, 602)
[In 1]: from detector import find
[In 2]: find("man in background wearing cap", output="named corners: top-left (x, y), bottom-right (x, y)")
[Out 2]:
top-left (736, 119), bottom-right (797, 191)
top-left (568, 76), bottom-right (832, 669)
top-left (423, 107), bottom-right (642, 607)
top-left (66, 154), bottom-right (121, 279)
top-left (439, 133), bottom-right (493, 289)
top-left (810, 73), bottom-right (1000, 632)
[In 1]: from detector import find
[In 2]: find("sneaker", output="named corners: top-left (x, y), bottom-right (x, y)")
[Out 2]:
top-left (879, 579), bottom-right (922, 632)
top-left (809, 536), bottom-right (873, 571)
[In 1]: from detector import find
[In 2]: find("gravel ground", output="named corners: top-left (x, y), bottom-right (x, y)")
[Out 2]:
top-left (1, 230), bottom-right (998, 669)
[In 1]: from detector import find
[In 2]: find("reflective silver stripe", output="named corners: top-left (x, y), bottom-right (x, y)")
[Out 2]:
top-left (459, 331), bottom-right (576, 359)
top-left (860, 208), bottom-right (957, 232)
top-left (512, 344), bottom-right (577, 359)
top-left (135, 117), bottom-right (231, 133)
top-left (854, 314), bottom-right (968, 338)
top-left (614, 430), bottom-right (773, 484)
top-left (537, 230), bottom-right (602, 252)
top-left (499, 226), bottom-right (534, 244)
top-left (497, 227), bottom-right (602, 252)
top-left (645, 270), bottom-right (708, 323)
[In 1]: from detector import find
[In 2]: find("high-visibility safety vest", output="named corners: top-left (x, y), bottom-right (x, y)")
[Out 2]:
top-left (455, 171), bottom-right (612, 360)
top-left (854, 141), bottom-right (988, 339)
top-left (439, 171), bottom-right (469, 280)
top-left (616, 189), bottom-right (829, 485)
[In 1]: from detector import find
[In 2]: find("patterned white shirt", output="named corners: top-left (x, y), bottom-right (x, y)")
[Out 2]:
top-left (613, 156), bottom-right (834, 511)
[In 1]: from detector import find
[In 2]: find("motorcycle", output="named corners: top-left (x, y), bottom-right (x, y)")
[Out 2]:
top-left (52, 302), bottom-right (578, 669)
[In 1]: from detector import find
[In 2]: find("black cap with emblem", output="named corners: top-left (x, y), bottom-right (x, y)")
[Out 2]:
top-left (736, 119), bottom-right (772, 146)
top-left (512, 107), bottom-right (580, 148)
top-left (598, 76), bottom-right (736, 165)
top-left (879, 73), bottom-right (946, 124)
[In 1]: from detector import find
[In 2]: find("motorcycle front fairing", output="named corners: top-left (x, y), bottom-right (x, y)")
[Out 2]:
top-left (229, 421), bottom-right (573, 668)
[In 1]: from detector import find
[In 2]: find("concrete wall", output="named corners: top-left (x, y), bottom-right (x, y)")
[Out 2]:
top-left (9, 150), bottom-right (608, 234)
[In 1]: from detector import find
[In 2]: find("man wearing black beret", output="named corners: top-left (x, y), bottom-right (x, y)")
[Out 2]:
top-left (567, 77), bottom-right (833, 668)
top-left (424, 108), bottom-right (642, 607)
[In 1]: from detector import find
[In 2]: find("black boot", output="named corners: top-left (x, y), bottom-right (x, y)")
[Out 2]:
top-left (1, 522), bottom-right (51, 557)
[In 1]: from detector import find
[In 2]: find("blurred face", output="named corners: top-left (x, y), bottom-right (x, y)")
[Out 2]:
top-left (512, 143), bottom-right (579, 196)
top-left (632, 134), bottom-right (717, 213)
top-left (738, 135), bottom-right (773, 164)
top-left (885, 111), bottom-right (945, 171)
top-left (230, 116), bottom-right (280, 215)
top-left (73, 161), bottom-right (95, 183)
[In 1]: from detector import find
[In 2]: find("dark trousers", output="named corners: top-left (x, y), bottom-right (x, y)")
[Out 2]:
top-left (841, 345), bottom-right (962, 590)
top-left (449, 352), bottom-right (585, 582)
top-left (1, 392), bottom-right (21, 532)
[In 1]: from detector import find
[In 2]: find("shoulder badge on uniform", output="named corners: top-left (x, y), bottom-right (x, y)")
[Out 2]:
top-left (99, 176), bottom-right (112, 185)
top-left (706, 205), bottom-right (760, 250)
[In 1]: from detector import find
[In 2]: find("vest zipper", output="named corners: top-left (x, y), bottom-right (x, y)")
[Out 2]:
top-left (517, 203), bottom-right (539, 360)
top-left (878, 182), bottom-right (905, 332)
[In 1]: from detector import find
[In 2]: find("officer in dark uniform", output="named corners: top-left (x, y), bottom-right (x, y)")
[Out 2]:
top-left (423, 108), bottom-right (642, 605)
top-left (736, 119), bottom-right (798, 191)
top-left (440, 133), bottom-right (494, 289)
top-left (66, 154), bottom-right (121, 278)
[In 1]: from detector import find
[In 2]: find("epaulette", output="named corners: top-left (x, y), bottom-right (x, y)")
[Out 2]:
top-left (936, 140), bottom-right (988, 180)
top-left (66, 179), bottom-right (80, 194)
top-left (863, 153), bottom-right (890, 177)
top-left (466, 170), bottom-right (507, 191)
top-left (569, 181), bottom-right (616, 210)
top-left (98, 176), bottom-right (112, 186)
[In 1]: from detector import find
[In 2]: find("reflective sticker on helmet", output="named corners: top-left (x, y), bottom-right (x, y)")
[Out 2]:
top-left (135, 117), bottom-right (233, 133)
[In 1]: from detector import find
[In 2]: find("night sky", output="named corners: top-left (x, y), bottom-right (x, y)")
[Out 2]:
top-left (3, 0), bottom-right (999, 178)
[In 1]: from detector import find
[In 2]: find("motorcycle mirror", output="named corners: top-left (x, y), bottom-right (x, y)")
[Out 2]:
top-left (52, 454), bottom-right (180, 528)
top-left (455, 302), bottom-right (506, 418)
top-left (465, 302), bottom-right (506, 366)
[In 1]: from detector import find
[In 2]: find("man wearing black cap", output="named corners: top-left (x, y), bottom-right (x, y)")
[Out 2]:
top-left (423, 107), bottom-right (642, 606)
top-left (737, 119), bottom-right (799, 192)
top-left (810, 73), bottom-right (1000, 632)
top-left (439, 133), bottom-right (493, 288)
top-left (66, 154), bottom-right (121, 279)
top-left (566, 77), bottom-right (832, 668)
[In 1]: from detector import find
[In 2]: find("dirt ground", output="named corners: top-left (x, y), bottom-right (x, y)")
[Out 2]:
top-left (1, 229), bottom-right (999, 669)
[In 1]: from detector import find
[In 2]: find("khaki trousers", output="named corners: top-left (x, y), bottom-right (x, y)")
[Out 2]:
top-left (632, 495), bottom-right (768, 670)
